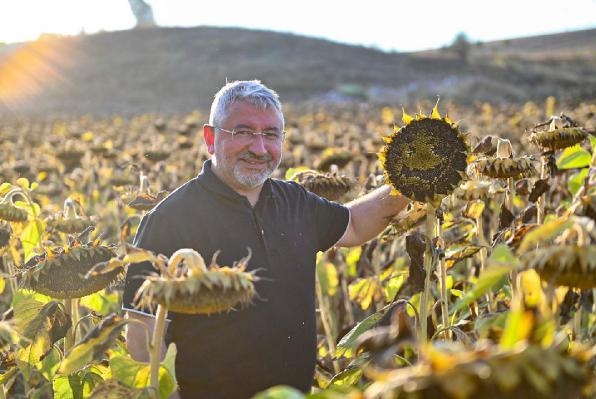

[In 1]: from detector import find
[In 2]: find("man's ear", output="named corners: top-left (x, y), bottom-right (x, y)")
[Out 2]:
top-left (203, 124), bottom-right (215, 154)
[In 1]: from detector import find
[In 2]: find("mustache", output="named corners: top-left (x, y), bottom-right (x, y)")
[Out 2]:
top-left (239, 151), bottom-right (273, 162)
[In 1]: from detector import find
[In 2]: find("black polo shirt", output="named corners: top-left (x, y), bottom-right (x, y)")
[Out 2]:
top-left (122, 160), bottom-right (350, 398)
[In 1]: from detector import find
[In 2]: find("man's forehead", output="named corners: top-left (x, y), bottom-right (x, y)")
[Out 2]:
top-left (224, 101), bottom-right (283, 125)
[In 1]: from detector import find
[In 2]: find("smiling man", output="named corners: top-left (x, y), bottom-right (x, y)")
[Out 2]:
top-left (123, 80), bottom-right (409, 398)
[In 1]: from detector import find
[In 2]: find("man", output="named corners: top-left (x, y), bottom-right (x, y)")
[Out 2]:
top-left (123, 80), bottom-right (409, 398)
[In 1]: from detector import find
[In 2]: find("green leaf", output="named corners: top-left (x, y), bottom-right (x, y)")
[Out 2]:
top-left (59, 314), bottom-right (128, 374)
top-left (0, 182), bottom-right (12, 196)
top-left (80, 290), bottom-right (120, 316)
top-left (335, 305), bottom-right (391, 358)
top-left (317, 261), bottom-right (338, 296)
top-left (556, 144), bottom-right (591, 169)
top-left (53, 369), bottom-right (104, 399)
top-left (383, 274), bottom-right (404, 302)
top-left (518, 217), bottom-right (573, 253)
top-left (16, 301), bottom-right (71, 364)
top-left (110, 355), bottom-right (176, 399)
top-left (567, 168), bottom-right (589, 196)
top-left (20, 219), bottom-right (44, 262)
top-left (451, 245), bottom-right (518, 314)
top-left (329, 366), bottom-right (362, 386)
top-left (348, 277), bottom-right (380, 310)
top-left (252, 385), bottom-right (305, 399)
top-left (344, 247), bottom-right (362, 277)
top-left (590, 135), bottom-right (596, 154)
top-left (13, 289), bottom-right (53, 334)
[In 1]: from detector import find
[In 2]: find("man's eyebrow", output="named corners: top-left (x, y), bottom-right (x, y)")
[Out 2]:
top-left (232, 124), bottom-right (282, 131)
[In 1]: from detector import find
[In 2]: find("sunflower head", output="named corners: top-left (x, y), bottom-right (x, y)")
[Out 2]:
top-left (20, 244), bottom-right (120, 298)
top-left (134, 248), bottom-right (257, 315)
top-left (379, 103), bottom-right (469, 206)
top-left (365, 341), bottom-right (596, 399)
top-left (316, 147), bottom-right (352, 171)
top-left (0, 202), bottom-right (28, 223)
top-left (523, 245), bottom-right (596, 289)
top-left (454, 180), bottom-right (501, 201)
top-left (529, 114), bottom-right (587, 152)
top-left (291, 168), bottom-right (355, 202)
top-left (472, 156), bottom-right (537, 179)
top-left (47, 197), bottom-right (94, 234)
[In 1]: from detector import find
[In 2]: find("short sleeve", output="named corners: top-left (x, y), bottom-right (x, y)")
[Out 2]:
top-left (307, 191), bottom-right (350, 252)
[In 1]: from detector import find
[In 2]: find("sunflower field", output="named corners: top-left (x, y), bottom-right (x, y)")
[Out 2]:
top-left (1, 97), bottom-right (596, 398)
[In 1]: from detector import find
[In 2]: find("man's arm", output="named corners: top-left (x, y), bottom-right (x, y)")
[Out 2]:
top-left (125, 311), bottom-right (181, 399)
top-left (336, 185), bottom-right (409, 248)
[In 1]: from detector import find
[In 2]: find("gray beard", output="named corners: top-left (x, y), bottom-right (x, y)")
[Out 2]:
top-left (233, 165), bottom-right (275, 188)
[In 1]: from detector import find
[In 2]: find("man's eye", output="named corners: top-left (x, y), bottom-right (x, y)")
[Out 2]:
top-left (263, 131), bottom-right (280, 139)
top-left (234, 130), bottom-right (254, 137)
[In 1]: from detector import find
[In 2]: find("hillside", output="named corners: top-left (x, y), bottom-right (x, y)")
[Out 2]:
top-left (1, 26), bottom-right (595, 118)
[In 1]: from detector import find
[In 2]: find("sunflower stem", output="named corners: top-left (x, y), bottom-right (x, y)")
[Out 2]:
top-left (2, 254), bottom-right (18, 298)
top-left (419, 204), bottom-right (437, 343)
top-left (507, 177), bottom-right (518, 298)
top-left (436, 220), bottom-right (450, 339)
top-left (476, 213), bottom-right (495, 313)
top-left (339, 261), bottom-right (355, 326)
top-left (315, 273), bottom-right (340, 374)
top-left (150, 304), bottom-right (168, 398)
top-left (64, 298), bottom-right (75, 353)
top-left (537, 156), bottom-right (547, 224)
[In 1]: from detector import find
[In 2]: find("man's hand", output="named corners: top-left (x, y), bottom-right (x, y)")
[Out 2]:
top-left (125, 311), bottom-right (181, 399)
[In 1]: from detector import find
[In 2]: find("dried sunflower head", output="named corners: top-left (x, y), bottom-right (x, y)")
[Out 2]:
top-left (0, 202), bottom-right (28, 223)
top-left (470, 138), bottom-right (538, 180)
top-left (454, 180), bottom-right (501, 201)
top-left (381, 201), bottom-right (428, 241)
top-left (365, 341), bottom-right (596, 399)
top-left (529, 114), bottom-right (587, 152)
top-left (379, 104), bottom-right (469, 206)
top-left (134, 248), bottom-right (257, 315)
top-left (472, 156), bottom-right (537, 179)
top-left (291, 168), bottom-right (354, 202)
top-left (316, 147), bottom-right (352, 171)
top-left (20, 244), bottom-right (120, 298)
top-left (522, 245), bottom-right (596, 289)
top-left (47, 197), bottom-right (94, 234)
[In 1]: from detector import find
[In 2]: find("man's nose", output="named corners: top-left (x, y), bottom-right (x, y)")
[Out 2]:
top-left (248, 134), bottom-right (267, 155)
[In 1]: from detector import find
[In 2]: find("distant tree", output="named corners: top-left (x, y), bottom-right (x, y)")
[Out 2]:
top-left (450, 32), bottom-right (471, 64)
top-left (128, 0), bottom-right (156, 28)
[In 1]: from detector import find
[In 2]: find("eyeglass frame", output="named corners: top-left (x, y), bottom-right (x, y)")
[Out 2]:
top-left (210, 125), bottom-right (286, 143)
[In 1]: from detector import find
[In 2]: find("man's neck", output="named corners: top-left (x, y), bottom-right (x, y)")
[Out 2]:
top-left (210, 165), bottom-right (263, 207)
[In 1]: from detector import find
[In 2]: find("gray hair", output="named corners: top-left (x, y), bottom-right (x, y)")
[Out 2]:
top-left (208, 80), bottom-right (284, 127)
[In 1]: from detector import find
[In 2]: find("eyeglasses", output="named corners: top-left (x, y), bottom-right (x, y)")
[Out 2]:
top-left (212, 126), bottom-right (285, 144)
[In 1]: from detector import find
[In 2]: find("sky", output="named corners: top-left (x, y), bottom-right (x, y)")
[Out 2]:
top-left (0, 0), bottom-right (595, 52)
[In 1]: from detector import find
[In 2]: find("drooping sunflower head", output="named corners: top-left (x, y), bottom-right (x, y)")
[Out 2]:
top-left (522, 245), bottom-right (596, 289)
top-left (365, 341), bottom-right (596, 399)
top-left (316, 147), bottom-right (352, 172)
top-left (0, 202), bottom-right (28, 223)
top-left (291, 168), bottom-right (355, 202)
top-left (529, 114), bottom-right (587, 152)
top-left (134, 248), bottom-right (257, 315)
top-left (19, 243), bottom-right (120, 299)
top-left (47, 198), bottom-right (94, 234)
top-left (454, 179), bottom-right (502, 201)
top-left (379, 104), bottom-right (469, 206)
